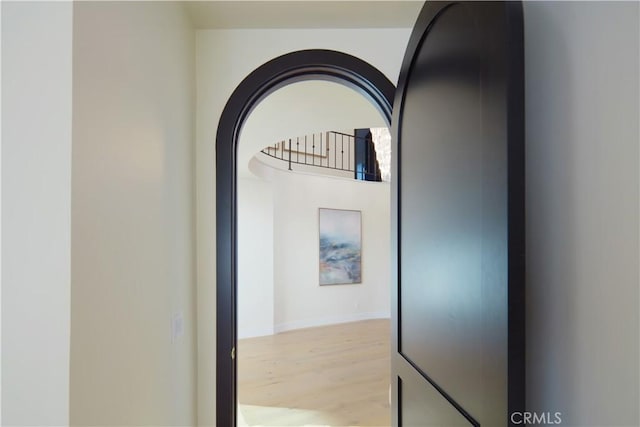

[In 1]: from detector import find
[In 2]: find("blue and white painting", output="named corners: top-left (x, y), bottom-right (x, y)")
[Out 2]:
top-left (319, 208), bottom-right (362, 285)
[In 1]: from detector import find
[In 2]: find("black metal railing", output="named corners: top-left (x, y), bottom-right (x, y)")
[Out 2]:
top-left (260, 130), bottom-right (381, 181)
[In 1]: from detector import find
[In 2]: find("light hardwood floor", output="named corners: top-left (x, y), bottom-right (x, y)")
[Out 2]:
top-left (238, 319), bottom-right (391, 427)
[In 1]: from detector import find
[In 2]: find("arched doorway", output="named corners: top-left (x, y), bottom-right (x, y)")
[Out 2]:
top-left (215, 49), bottom-right (395, 426)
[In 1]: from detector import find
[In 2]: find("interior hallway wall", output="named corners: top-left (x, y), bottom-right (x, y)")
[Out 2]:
top-left (238, 176), bottom-right (275, 339)
top-left (236, 78), bottom-right (390, 339)
top-left (524, 2), bottom-right (639, 425)
top-left (238, 168), bottom-right (390, 339)
top-left (273, 169), bottom-right (391, 332)
top-left (70, 2), bottom-right (196, 425)
top-left (1, 2), bottom-right (72, 425)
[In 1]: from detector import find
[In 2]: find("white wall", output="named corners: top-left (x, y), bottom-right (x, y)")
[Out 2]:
top-left (237, 77), bottom-right (389, 340)
top-left (196, 27), bottom-right (411, 425)
top-left (273, 170), bottom-right (390, 332)
top-left (238, 177), bottom-right (275, 339)
top-left (1, 2), bottom-right (72, 425)
top-left (238, 168), bottom-right (390, 339)
top-left (524, 2), bottom-right (639, 425)
top-left (70, 2), bottom-right (196, 426)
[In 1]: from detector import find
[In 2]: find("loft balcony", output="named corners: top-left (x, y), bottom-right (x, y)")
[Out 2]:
top-left (253, 128), bottom-right (391, 182)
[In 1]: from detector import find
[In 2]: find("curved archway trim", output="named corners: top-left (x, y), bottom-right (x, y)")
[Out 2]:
top-left (215, 49), bottom-right (395, 426)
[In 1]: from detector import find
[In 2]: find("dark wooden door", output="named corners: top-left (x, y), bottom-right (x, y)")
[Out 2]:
top-left (391, 2), bottom-right (525, 426)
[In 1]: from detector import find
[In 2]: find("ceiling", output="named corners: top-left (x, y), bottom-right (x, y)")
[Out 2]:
top-left (185, 1), bottom-right (424, 29)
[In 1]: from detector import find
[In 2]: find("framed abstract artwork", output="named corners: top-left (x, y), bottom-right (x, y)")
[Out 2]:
top-left (318, 208), bottom-right (362, 285)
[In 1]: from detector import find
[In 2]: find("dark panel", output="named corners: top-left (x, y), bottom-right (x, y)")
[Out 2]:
top-left (392, 2), bottom-right (525, 426)
top-left (399, 376), bottom-right (471, 427)
top-left (400, 3), bottom-right (502, 419)
top-left (354, 128), bottom-right (382, 181)
top-left (395, 353), bottom-right (478, 426)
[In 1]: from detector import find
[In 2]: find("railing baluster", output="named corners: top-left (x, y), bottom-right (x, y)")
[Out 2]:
top-left (348, 135), bottom-right (351, 173)
top-left (326, 131), bottom-right (330, 168)
top-left (341, 134), bottom-right (344, 170)
top-left (319, 132), bottom-right (323, 167)
top-left (288, 139), bottom-right (292, 171)
top-left (333, 133), bottom-right (338, 169)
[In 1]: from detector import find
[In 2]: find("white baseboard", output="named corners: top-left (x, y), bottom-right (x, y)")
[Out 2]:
top-left (273, 311), bottom-right (390, 334)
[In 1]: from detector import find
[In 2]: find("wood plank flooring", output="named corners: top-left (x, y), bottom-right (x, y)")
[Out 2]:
top-left (238, 319), bottom-right (391, 427)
